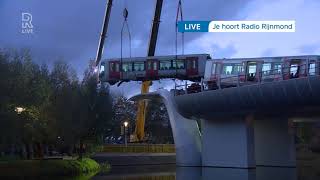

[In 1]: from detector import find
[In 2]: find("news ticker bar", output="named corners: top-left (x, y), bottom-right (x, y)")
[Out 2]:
top-left (178, 21), bottom-right (296, 33)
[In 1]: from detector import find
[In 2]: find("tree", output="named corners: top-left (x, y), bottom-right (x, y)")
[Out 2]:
top-left (111, 96), bottom-right (136, 138)
top-left (145, 101), bottom-right (173, 144)
top-left (0, 49), bottom-right (113, 159)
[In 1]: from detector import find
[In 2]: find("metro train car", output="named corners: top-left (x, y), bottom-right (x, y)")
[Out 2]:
top-left (99, 54), bottom-right (211, 84)
top-left (203, 55), bottom-right (320, 89)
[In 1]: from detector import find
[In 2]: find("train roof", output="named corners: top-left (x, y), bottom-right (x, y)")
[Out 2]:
top-left (101, 54), bottom-right (211, 62)
top-left (211, 55), bottom-right (320, 61)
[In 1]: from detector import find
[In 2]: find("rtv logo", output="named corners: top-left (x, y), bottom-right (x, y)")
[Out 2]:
top-left (22, 12), bottom-right (33, 34)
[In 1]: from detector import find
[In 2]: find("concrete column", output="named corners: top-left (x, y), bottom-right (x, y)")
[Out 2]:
top-left (254, 117), bottom-right (296, 167)
top-left (158, 90), bottom-right (202, 166)
top-left (202, 168), bottom-right (255, 180)
top-left (176, 167), bottom-right (201, 180)
top-left (202, 115), bottom-right (255, 168)
top-left (256, 167), bottom-right (297, 180)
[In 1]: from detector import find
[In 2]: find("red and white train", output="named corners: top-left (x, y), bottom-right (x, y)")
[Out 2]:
top-left (204, 55), bottom-right (320, 89)
top-left (99, 54), bottom-right (320, 87)
top-left (99, 54), bottom-right (210, 84)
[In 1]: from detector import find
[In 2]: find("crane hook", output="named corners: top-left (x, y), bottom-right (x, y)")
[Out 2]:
top-left (123, 8), bottom-right (128, 20)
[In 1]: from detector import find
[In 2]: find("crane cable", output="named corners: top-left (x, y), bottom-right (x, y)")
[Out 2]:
top-left (120, 1), bottom-right (132, 80)
top-left (175, 0), bottom-right (184, 90)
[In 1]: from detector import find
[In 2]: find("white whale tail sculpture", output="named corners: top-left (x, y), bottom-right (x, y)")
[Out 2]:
top-left (130, 89), bottom-right (202, 166)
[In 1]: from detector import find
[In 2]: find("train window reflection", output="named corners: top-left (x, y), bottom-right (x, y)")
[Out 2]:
top-left (233, 64), bottom-right (243, 74)
top-left (222, 65), bottom-right (233, 75)
top-left (192, 60), bottom-right (196, 69)
top-left (309, 62), bottom-right (316, 75)
top-left (148, 61), bottom-right (152, 70)
top-left (274, 63), bottom-right (282, 74)
top-left (172, 60), bottom-right (185, 69)
top-left (262, 63), bottom-right (271, 75)
top-left (122, 63), bottom-right (132, 72)
top-left (134, 62), bottom-right (145, 71)
top-left (222, 64), bottom-right (243, 75)
top-left (160, 61), bottom-right (171, 70)
top-left (153, 62), bottom-right (157, 70)
top-left (100, 64), bottom-right (105, 73)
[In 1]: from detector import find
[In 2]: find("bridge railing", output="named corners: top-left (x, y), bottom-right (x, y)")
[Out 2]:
top-left (174, 62), bottom-right (319, 96)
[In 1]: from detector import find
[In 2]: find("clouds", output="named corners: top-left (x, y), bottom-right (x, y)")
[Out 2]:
top-left (0, 0), bottom-right (251, 77)
top-left (1, 0), bottom-right (319, 97)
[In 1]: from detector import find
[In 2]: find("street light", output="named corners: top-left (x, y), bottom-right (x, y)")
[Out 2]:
top-left (124, 121), bottom-right (128, 128)
top-left (123, 121), bottom-right (129, 147)
top-left (15, 107), bottom-right (26, 114)
top-left (94, 67), bottom-right (98, 73)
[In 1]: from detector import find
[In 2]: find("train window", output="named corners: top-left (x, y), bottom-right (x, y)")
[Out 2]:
top-left (262, 63), bottom-right (272, 75)
top-left (109, 63), bottom-right (113, 71)
top-left (122, 63), bottom-right (132, 72)
top-left (134, 62), bottom-right (145, 71)
top-left (147, 61), bottom-right (152, 70)
top-left (290, 64), bottom-right (299, 78)
top-left (172, 60), bottom-right (185, 69)
top-left (274, 63), bottom-right (282, 74)
top-left (160, 61), bottom-right (171, 70)
top-left (153, 62), bottom-right (157, 70)
top-left (222, 64), bottom-right (233, 75)
top-left (116, 63), bottom-right (119, 72)
top-left (233, 64), bottom-right (244, 74)
top-left (309, 62), bottom-right (316, 75)
top-left (248, 63), bottom-right (257, 74)
top-left (100, 63), bottom-right (105, 73)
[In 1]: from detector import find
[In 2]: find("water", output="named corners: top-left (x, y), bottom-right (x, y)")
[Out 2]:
top-left (92, 165), bottom-right (305, 180)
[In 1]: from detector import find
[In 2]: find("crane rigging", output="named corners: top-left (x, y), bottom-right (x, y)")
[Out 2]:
top-left (133, 0), bottom-right (164, 142)
top-left (95, 0), bottom-right (113, 68)
top-left (94, 0), bottom-right (183, 142)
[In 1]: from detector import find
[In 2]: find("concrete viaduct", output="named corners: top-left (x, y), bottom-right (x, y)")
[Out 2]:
top-left (131, 75), bottom-right (320, 168)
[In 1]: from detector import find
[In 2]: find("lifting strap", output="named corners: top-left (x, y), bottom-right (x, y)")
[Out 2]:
top-left (176, 0), bottom-right (184, 55)
top-left (120, 5), bottom-right (132, 79)
top-left (175, 0), bottom-right (184, 88)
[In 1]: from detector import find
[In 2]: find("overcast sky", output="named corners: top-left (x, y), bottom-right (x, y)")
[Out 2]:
top-left (1, 0), bottom-right (319, 96)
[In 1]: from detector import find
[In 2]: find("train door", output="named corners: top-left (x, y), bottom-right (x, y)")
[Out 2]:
top-left (109, 61), bottom-right (120, 80)
top-left (204, 61), bottom-right (214, 80)
top-left (186, 57), bottom-right (198, 76)
top-left (216, 62), bottom-right (223, 78)
top-left (246, 61), bottom-right (258, 81)
top-left (146, 59), bottom-right (158, 79)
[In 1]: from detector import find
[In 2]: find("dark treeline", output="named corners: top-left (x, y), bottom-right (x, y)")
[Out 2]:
top-left (0, 49), bottom-right (112, 159)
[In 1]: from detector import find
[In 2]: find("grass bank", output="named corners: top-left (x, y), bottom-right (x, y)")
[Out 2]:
top-left (0, 158), bottom-right (103, 177)
top-left (297, 151), bottom-right (320, 179)
top-left (102, 144), bottom-right (175, 153)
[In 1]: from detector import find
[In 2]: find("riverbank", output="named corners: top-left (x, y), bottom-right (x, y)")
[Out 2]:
top-left (297, 151), bottom-right (320, 179)
top-left (0, 158), bottom-right (103, 177)
top-left (92, 153), bottom-right (176, 166)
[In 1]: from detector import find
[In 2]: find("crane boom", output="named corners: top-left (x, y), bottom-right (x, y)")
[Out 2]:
top-left (95, 0), bottom-right (113, 67)
top-left (147, 0), bottom-right (163, 56)
top-left (134, 0), bottom-right (163, 141)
